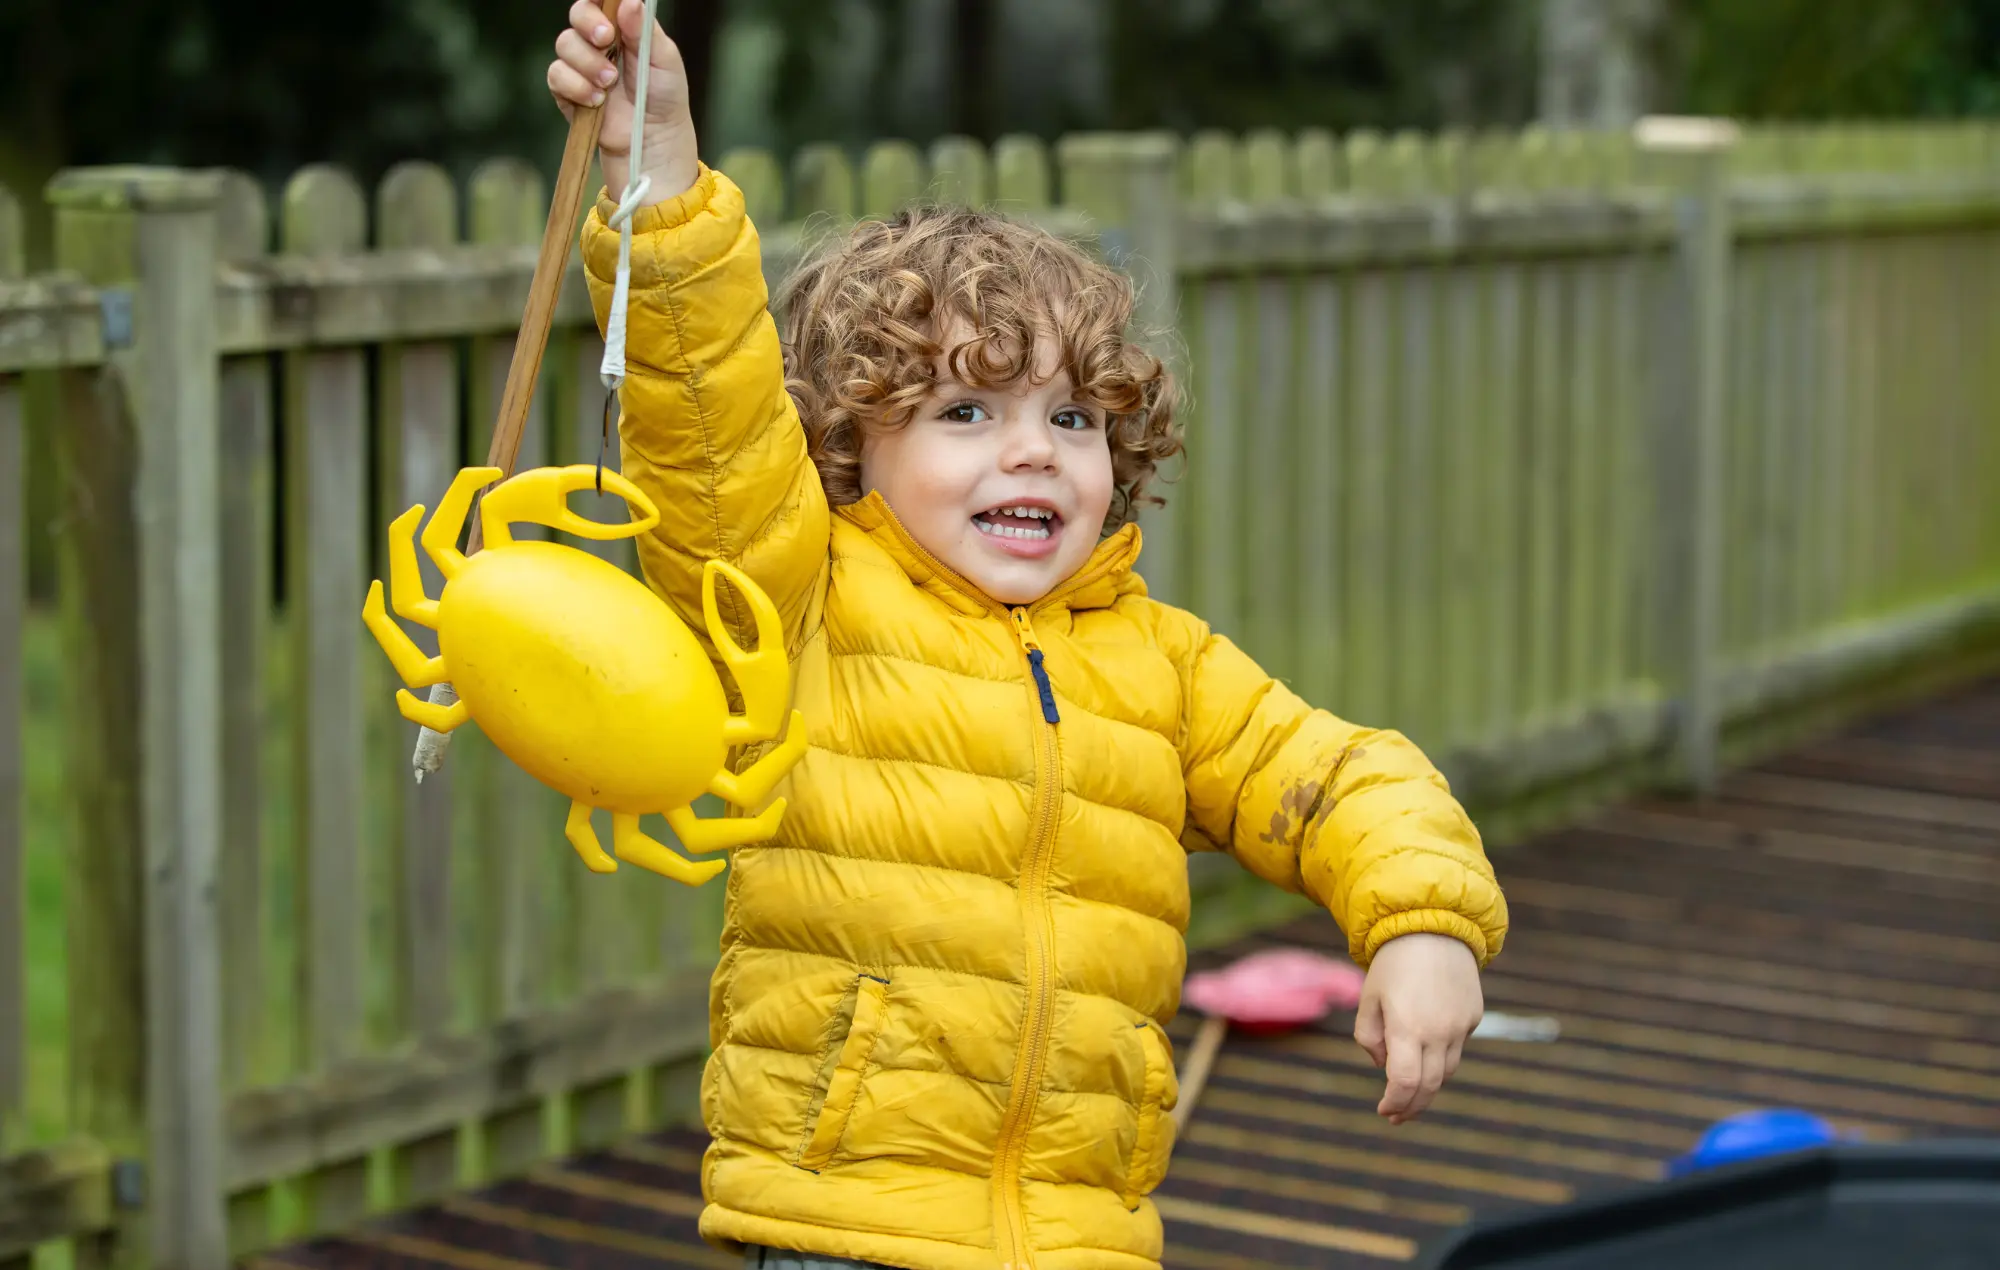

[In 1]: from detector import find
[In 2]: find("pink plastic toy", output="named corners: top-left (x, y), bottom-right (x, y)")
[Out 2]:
top-left (1183, 947), bottom-right (1367, 1035)
top-left (1173, 947), bottom-right (1368, 1129)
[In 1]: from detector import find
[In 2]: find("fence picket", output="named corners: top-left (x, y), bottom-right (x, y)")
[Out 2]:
top-left (718, 147), bottom-right (785, 226)
top-left (1346, 269), bottom-right (1394, 724)
top-left (0, 373), bottom-right (20, 1148)
top-left (929, 135), bottom-right (992, 207)
top-left (1438, 265), bottom-right (1484, 749)
top-left (1563, 258), bottom-right (1606, 714)
top-left (278, 162), bottom-right (374, 1236)
top-left (1243, 130), bottom-right (1292, 202)
top-left (1244, 275), bottom-right (1296, 680)
top-left (1296, 129), bottom-right (1340, 199)
top-left (993, 135), bottom-right (1050, 209)
top-left (861, 140), bottom-right (925, 219)
top-left (1482, 261), bottom-right (1526, 740)
top-left (370, 161), bottom-right (466, 1213)
top-left (0, 172), bottom-right (25, 1156)
top-left (1607, 256), bottom-right (1646, 694)
top-left (1184, 131), bottom-right (1240, 205)
top-left (1294, 277), bottom-right (1343, 709)
top-left (1522, 259), bottom-right (1566, 727)
top-left (792, 144), bottom-right (857, 223)
top-left (1394, 261), bottom-right (1442, 742)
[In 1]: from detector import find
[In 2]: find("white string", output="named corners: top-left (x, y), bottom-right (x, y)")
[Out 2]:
top-left (600, 0), bottom-right (662, 394)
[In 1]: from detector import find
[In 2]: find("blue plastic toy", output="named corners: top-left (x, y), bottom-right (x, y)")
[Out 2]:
top-left (1668, 1109), bottom-right (1845, 1178)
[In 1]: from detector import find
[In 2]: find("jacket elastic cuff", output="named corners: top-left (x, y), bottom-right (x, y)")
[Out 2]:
top-left (591, 162), bottom-right (719, 238)
top-left (1357, 909), bottom-right (1490, 968)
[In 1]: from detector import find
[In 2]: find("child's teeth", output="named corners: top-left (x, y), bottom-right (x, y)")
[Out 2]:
top-left (975, 519), bottom-right (1051, 540)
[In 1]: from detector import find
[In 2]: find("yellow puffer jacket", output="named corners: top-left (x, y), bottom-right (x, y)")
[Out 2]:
top-left (584, 166), bottom-right (1508, 1270)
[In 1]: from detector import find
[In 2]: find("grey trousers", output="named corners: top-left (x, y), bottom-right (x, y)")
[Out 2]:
top-left (744, 1247), bottom-right (893, 1270)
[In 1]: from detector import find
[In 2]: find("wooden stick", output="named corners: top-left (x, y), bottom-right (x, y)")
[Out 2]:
top-left (1172, 1015), bottom-right (1229, 1131)
top-left (412, 0), bottom-right (622, 779)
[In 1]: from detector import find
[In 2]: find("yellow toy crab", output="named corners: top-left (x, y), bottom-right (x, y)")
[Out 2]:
top-left (362, 464), bottom-right (807, 886)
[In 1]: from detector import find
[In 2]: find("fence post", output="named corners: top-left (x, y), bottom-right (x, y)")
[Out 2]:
top-left (1639, 118), bottom-right (1738, 797)
top-left (1057, 133), bottom-right (1185, 605)
top-left (48, 167), bottom-right (228, 1269)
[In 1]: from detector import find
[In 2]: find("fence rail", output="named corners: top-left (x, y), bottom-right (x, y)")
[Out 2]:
top-left (3, 120), bottom-right (1999, 1268)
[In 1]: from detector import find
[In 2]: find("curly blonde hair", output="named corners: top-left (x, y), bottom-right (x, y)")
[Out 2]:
top-left (775, 205), bottom-right (1182, 535)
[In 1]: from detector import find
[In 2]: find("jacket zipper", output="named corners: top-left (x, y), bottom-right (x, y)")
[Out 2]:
top-left (868, 504), bottom-right (1079, 1270)
top-left (995, 606), bottom-right (1061, 1270)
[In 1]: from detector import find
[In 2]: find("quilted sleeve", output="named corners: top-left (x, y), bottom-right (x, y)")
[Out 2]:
top-left (1170, 614), bottom-right (1507, 967)
top-left (581, 164), bottom-right (830, 655)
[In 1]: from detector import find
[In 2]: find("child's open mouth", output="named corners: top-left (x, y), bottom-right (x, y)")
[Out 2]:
top-left (972, 504), bottom-right (1063, 557)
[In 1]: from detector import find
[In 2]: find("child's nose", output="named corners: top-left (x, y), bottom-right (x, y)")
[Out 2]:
top-left (999, 413), bottom-right (1058, 469)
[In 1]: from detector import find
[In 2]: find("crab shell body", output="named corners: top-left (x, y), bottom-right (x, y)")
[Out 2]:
top-left (440, 542), bottom-right (728, 815)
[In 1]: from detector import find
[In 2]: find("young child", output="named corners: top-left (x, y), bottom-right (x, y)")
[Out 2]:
top-left (550, 6), bottom-right (1506, 1268)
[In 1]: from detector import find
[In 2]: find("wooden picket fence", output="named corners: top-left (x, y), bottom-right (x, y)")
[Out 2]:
top-left (2, 119), bottom-right (1999, 1267)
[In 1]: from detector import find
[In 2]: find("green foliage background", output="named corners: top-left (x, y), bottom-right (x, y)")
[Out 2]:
top-left (6, 0), bottom-right (1999, 254)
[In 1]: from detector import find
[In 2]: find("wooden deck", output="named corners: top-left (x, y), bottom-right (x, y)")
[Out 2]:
top-left (250, 680), bottom-right (2000, 1270)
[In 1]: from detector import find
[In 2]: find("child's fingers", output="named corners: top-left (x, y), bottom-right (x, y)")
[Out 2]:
top-left (571, 0), bottom-right (617, 48)
top-left (553, 29), bottom-right (617, 97)
top-left (1352, 996), bottom-right (1388, 1069)
top-left (1390, 1041), bottom-right (1447, 1124)
top-left (547, 54), bottom-right (606, 113)
top-left (1377, 1034), bottom-right (1424, 1120)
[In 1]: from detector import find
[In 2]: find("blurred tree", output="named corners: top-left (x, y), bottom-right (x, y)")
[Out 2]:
top-left (1664, 0), bottom-right (2000, 118)
top-left (955, 0), bottom-right (998, 138)
top-left (1100, 0), bottom-right (1538, 134)
top-left (1540, 0), bottom-right (1662, 127)
top-left (0, 0), bottom-right (728, 262)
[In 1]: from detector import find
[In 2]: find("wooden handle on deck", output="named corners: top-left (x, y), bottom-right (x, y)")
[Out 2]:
top-left (1171, 1015), bottom-right (1228, 1131)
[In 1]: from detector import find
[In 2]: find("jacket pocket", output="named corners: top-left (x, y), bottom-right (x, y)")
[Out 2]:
top-left (1122, 1022), bottom-right (1178, 1208)
top-left (795, 975), bottom-right (889, 1172)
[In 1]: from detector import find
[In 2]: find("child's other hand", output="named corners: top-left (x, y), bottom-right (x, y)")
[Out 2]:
top-left (547, 0), bottom-right (700, 206)
top-left (1353, 932), bottom-right (1483, 1125)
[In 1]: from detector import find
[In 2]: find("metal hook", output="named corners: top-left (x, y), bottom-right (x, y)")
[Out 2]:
top-left (597, 388), bottom-right (616, 496)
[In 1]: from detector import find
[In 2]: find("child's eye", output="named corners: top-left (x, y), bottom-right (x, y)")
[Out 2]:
top-left (941, 401), bottom-right (990, 424)
top-left (1052, 408), bottom-right (1097, 431)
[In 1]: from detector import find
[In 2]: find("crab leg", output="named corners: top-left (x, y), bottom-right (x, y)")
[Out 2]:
top-left (707, 710), bottom-right (808, 810)
top-left (420, 466), bottom-right (503, 583)
top-left (612, 813), bottom-right (729, 886)
top-left (664, 800), bottom-right (787, 856)
top-left (564, 801), bottom-right (618, 874)
top-left (395, 689), bottom-right (469, 733)
top-left (363, 581), bottom-right (448, 688)
top-left (702, 560), bottom-right (793, 746)
top-left (383, 505), bottom-right (442, 628)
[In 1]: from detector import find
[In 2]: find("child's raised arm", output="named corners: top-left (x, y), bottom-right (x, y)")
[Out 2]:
top-left (552, 3), bottom-right (830, 652)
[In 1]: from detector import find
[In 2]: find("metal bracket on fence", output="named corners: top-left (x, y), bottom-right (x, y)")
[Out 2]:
top-left (111, 1158), bottom-right (146, 1210)
top-left (99, 288), bottom-right (135, 350)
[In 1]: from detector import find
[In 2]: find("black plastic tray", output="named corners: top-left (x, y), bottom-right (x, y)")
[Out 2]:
top-left (1419, 1141), bottom-right (2000, 1269)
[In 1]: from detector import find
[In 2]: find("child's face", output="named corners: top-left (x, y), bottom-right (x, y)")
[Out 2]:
top-left (860, 328), bottom-right (1116, 606)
